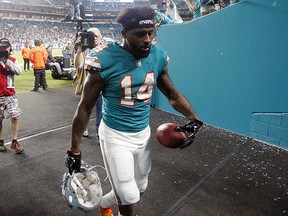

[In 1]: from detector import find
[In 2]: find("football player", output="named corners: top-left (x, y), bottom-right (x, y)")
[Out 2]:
top-left (66, 6), bottom-right (203, 216)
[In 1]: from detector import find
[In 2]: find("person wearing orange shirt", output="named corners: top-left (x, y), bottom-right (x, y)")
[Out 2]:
top-left (29, 39), bottom-right (48, 92)
top-left (21, 42), bottom-right (30, 72)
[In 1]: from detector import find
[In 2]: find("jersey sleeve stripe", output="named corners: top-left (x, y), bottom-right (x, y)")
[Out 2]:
top-left (85, 57), bottom-right (101, 69)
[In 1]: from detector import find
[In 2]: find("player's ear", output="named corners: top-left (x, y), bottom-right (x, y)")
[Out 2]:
top-left (121, 30), bottom-right (127, 39)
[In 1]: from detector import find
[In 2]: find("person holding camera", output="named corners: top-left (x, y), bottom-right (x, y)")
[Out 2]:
top-left (0, 38), bottom-right (24, 154)
top-left (74, 28), bottom-right (103, 139)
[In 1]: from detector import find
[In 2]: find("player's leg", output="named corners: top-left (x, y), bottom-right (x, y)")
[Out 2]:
top-left (100, 144), bottom-right (140, 215)
top-left (98, 122), bottom-right (151, 216)
top-left (134, 142), bottom-right (152, 195)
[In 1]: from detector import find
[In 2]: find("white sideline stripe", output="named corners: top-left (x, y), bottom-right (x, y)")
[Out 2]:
top-left (4, 118), bottom-right (95, 146)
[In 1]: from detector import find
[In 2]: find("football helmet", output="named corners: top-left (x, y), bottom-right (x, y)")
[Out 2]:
top-left (61, 162), bottom-right (103, 212)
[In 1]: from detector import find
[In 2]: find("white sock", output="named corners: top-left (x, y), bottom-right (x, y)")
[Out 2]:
top-left (100, 191), bottom-right (117, 208)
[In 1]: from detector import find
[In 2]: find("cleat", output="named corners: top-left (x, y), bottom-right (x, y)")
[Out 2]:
top-left (83, 128), bottom-right (89, 137)
top-left (98, 206), bottom-right (113, 216)
top-left (10, 140), bottom-right (24, 154)
top-left (0, 140), bottom-right (6, 152)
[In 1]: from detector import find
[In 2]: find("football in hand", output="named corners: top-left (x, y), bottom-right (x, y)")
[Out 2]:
top-left (156, 123), bottom-right (188, 148)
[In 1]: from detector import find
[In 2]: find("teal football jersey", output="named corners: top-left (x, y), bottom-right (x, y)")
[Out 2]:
top-left (85, 42), bottom-right (169, 132)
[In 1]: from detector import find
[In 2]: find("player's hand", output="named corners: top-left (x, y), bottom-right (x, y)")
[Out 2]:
top-left (65, 150), bottom-right (81, 175)
top-left (176, 118), bottom-right (203, 149)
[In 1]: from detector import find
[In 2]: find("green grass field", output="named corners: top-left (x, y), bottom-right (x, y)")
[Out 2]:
top-left (12, 49), bottom-right (73, 93)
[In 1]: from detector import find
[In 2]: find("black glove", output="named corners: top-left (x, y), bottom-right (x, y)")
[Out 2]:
top-left (65, 150), bottom-right (81, 175)
top-left (176, 118), bottom-right (203, 149)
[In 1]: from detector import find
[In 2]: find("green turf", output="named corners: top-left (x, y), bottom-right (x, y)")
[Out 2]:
top-left (12, 49), bottom-right (73, 93)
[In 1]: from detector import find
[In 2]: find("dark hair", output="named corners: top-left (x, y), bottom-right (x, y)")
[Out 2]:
top-left (34, 39), bottom-right (41, 46)
top-left (46, 45), bottom-right (52, 50)
top-left (116, 6), bottom-right (155, 31)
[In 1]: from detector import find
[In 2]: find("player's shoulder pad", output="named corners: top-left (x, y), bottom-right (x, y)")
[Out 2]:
top-left (91, 44), bottom-right (109, 54)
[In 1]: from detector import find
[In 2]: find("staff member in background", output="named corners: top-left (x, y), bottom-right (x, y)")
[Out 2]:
top-left (29, 39), bottom-right (48, 92)
top-left (21, 42), bottom-right (31, 72)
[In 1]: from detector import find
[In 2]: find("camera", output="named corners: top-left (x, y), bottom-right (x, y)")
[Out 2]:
top-left (80, 30), bottom-right (95, 51)
top-left (0, 44), bottom-right (8, 62)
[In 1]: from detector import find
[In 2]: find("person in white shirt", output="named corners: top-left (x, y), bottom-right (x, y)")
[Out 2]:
top-left (162, 0), bottom-right (183, 23)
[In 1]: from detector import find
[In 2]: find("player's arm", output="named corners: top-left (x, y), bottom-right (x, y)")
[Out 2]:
top-left (70, 71), bottom-right (104, 154)
top-left (156, 66), bottom-right (200, 120)
top-left (66, 71), bottom-right (104, 174)
top-left (157, 67), bottom-right (203, 148)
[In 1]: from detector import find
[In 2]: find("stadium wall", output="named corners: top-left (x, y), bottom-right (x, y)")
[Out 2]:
top-left (154, 0), bottom-right (288, 149)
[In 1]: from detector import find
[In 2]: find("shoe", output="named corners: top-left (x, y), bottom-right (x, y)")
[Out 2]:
top-left (76, 16), bottom-right (82, 20)
top-left (43, 88), bottom-right (48, 91)
top-left (0, 140), bottom-right (6, 152)
top-left (98, 206), bottom-right (113, 216)
top-left (31, 89), bottom-right (39, 92)
top-left (83, 128), bottom-right (89, 137)
top-left (10, 140), bottom-right (24, 154)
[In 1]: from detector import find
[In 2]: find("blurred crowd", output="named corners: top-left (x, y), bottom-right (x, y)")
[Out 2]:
top-left (0, 0), bottom-right (241, 50)
top-left (0, 19), bottom-right (121, 50)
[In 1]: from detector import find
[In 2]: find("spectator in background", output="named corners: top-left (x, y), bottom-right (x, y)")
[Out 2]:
top-left (64, 41), bottom-right (74, 65)
top-left (0, 38), bottom-right (24, 154)
top-left (29, 39), bottom-right (48, 92)
top-left (184, 0), bottom-right (201, 20)
top-left (69, 0), bottom-right (82, 20)
top-left (21, 42), bottom-right (31, 72)
top-left (162, 0), bottom-right (183, 23)
top-left (151, 5), bottom-right (175, 28)
top-left (230, 0), bottom-right (240, 4)
top-left (46, 45), bottom-right (63, 76)
top-left (200, 0), bottom-right (220, 16)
